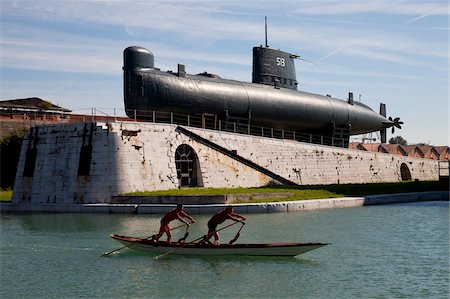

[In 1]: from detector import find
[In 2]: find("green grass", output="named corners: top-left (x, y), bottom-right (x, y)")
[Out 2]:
top-left (1, 181), bottom-right (444, 204)
top-left (0, 189), bottom-right (13, 202)
top-left (123, 181), bottom-right (446, 203)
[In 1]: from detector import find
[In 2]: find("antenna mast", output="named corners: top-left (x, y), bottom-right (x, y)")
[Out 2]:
top-left (265, 16), bottom-right (268, 47)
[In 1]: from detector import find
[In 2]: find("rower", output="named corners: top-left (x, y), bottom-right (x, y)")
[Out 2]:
top-left (205, 206), bottom-right (246, 245)
top-left (153, 204), bottom-right (195, 243)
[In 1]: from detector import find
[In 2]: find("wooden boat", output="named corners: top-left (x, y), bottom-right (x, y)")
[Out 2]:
top-left (110, 234), bottom-right (329, 257)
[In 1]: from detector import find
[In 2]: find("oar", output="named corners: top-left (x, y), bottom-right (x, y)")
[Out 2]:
top-left (101, 223), bottom-right (187, 257)
top-left (177, 224), bottom-right (190, 243)
top-left (229, 222), bottom-right (245, 244)
top-left (155, 221), bottom-right (240, 260)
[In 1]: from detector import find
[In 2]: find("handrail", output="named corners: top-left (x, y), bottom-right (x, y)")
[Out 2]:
top-left (124, 109), bottom-right (348, 148)
top-left (3, 106), bottom-right (348, 148)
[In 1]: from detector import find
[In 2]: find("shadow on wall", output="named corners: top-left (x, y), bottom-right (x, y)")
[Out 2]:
top-left (0, 127), bottom-right (27, 189)
top-left (12, 123), bottom-right (124, 204)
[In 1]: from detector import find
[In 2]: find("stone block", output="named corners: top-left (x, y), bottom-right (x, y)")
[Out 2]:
top-left (286, 201), bottom-right (310, 212)
top-left (302, 200), bottom-right (321, 210)
top-left (108, 204), bottom-right (139, 214)
top-left (239, 204), bottom-right (268, 214)
top-left (80, 205), bottom-right (111, 213)
top-left (266, 202), bottom-right (288, 213)
top-left (333, 197), bottom-right (365, 208)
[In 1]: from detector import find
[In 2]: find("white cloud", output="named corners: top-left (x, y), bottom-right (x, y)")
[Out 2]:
top-left (0, 0), bottom-right (448, 145)
top-left (2, 1), bottom-right (447, 58)
top-left (290, 0), bottom-right (449, 16)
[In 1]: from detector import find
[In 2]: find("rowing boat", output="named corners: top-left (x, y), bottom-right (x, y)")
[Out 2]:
top-left (110, 234), bottom-right (329, 257)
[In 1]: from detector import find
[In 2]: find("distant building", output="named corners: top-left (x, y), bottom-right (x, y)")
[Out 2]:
top-left (434, 146), bottom-right (450, 160)
top-left (0, 98), bottom-right (130, 138)
top-left (0, 97), bottom-right (71, 116)
top-left (349, 142), bottom-right (449, 161)
top-left (0, 98), bottom-right (71, 138)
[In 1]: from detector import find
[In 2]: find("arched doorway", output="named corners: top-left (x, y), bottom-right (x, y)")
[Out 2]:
top-left (400, 163), bottom-right (412, 181)
top-left (175, 144), bottom-right (203, 187)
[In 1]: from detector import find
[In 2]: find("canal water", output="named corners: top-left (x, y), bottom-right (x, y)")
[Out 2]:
top-left (1, 201), bottom-right (448, 298)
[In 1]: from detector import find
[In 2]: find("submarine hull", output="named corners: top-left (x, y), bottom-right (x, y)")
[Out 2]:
top-left (123, 46), bottom-right (390, 136)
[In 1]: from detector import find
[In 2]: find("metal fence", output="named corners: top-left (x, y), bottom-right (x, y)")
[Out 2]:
top-left (6, 107), bottom-right (347, 148)
top-left (119, 109), bottom-right (348, 148)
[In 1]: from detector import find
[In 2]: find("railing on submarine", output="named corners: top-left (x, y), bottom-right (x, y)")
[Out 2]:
top-left (128, 109), bottom-right (348, 148)
top-left (77, 108), bottom-right (349, 148)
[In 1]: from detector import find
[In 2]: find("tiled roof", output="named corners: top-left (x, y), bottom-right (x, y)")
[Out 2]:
top-left (350, 142), bottom-right (449, 160)
top-left (434, 146), bottom-right (450, 155)
top-left (399, 145), bottom-right (415, 155)
top-left (0, 98), bottom-right (71, 112)
top-left (416, 146), bottom-right (431, 155)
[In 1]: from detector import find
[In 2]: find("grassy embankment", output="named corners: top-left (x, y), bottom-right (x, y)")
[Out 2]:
top-left (125, 181), bottom-right (445, 203)
top-left (1, 181), bottom-right (444, 203)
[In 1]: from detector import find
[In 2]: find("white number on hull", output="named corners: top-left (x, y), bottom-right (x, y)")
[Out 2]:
top-left (276, 57), bottom-right (285, 67)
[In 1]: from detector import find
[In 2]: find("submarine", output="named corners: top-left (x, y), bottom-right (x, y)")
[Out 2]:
top-left (123, 42), bottom-right (402, 145)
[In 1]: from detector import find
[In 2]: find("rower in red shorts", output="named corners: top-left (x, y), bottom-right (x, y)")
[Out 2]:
top-left (154, 204), bottom-right (195, 243)
top-left (205, 206), bottom-right (246, 245)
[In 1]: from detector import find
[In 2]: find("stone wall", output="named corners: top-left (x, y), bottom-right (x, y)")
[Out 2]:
top-left (191, 128), bottom-right (437, 185)
top-left (12, 121), bottom-right (438, 204)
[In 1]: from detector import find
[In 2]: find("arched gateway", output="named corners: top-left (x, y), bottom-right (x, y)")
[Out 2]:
top-left (400, 163), bottom-right (412, 181)
top-left (175, 144), bottom-right (203, 187)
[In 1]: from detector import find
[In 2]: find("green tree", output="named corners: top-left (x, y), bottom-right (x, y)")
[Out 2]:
top-left (0, 128), bottom-right (27, 189)
top-left (389, 136), bottom-right (407, 145)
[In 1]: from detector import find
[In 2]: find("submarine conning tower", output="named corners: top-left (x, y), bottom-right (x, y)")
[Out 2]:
top-left (252, 46), bottom-right (298, 90)
top-left (123, 46), bottom-right (154, 70)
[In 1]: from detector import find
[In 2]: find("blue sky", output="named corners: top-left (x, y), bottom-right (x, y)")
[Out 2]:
top-left (0, 0), bottom-right (448, 145)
